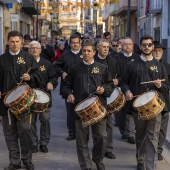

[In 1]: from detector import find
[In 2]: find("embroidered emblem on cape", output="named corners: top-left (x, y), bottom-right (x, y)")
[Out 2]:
top-left (131, 59), bottom-right (134, 61)
top-left (17, 57), bottom-right (26, 64)
top-left (40, 65), bottom-right (46, 72)
top-left (91, 67), bottom-right (99, 73)
top-left (150, 65), bottom-right (158, 72)
top-left (80, 55), bottom-right (83, 58)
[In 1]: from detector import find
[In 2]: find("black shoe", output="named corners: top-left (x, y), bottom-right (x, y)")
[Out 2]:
top-left (39, 145), bottom-right (48, 153)
top-left (4, 164), bottom-right (21, 170)
top-left (158, 154), bottom-right (163, 161)
top-left (96, 163), bottom-right (105, 170)
top-left (24, 162), bottom-right (34, 170)
top-left (137, 163), bottom-right (145, 170)
top-left (66, 133), bottom-right (75, 140)
top-left (127, 137), bottom-right (136, 144)
top-left (105, 152), bottom-right (116, 159)
top-left (32, 145), bottom-right (38, 153)
top-left (122, 134), bottom-right (128, 139)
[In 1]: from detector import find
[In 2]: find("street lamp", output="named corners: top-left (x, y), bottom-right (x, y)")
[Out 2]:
top-left (93, 2), bottom-right (98, 37)
top-left (35, 0), bottom-right (41, 40)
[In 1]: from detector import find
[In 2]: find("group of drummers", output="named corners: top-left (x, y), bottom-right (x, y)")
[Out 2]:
top-left (0, 30), bottom-right (169, 170)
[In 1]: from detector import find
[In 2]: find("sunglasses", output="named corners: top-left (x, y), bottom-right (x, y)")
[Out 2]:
top-left (112, 45), bottom-right (118, 47)
top-left (141, 43), bottom-right (153, 48)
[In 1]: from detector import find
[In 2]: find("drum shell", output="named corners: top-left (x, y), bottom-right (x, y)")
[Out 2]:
top-left (74, 96), bottom-right (107, 127)
top-left (33, 89), bottom-right (50, 113)
top-left (133, 91), bottom-right (165, 120)
top-left (4, 84), bottom-right (36, 114)
top-left (107, 87), bottom-right (126, 114)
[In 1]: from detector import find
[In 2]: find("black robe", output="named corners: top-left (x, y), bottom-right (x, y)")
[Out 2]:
top-left (37, 58), bottom-right (58, 107)
top-left (94, 54), bottom-right (117, 79)
top-left (0, 50), bottom-right (42, 116)
top-left (114, 52), bottom-right (140, 85)
top-left (54, 50), bottom-right (83, 95)
top-left (61, 61), bottom-right (114, 118)
top-left (40, 44), bottom-right (55, 62)
top-left (121, 57), bottom-right (169, 113)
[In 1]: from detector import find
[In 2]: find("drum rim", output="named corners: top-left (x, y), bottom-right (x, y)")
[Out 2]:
top-left (4, 83), bottom-right (30, 105)
top-left (133, 90), bottom-right (158, 108)
top-left (74, 95), bottom-right (99, 112)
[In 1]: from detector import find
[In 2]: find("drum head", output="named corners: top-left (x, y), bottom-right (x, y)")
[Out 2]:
top-left (5, 85), bottom-right (27, 104)
top-left (34, 89), bottom-right (50, 103)
top-left (75, 96), bottom-right (97, 111)
top-left (107, 88), bottom-right (119, 104)
top-left (133, 91), bottom-right (156, 107)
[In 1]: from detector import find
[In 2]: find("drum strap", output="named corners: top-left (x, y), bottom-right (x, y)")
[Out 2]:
top-left (27, 95), bottom-right (34, 124)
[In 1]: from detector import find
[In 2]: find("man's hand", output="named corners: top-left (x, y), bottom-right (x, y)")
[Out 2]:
top-left (62, 72), bottom-right (67, 79)
top-left (46, 82), bottom-right (53, 91)
top-left (20, 73), bottom-right (30, 81)
top-left (96, 86), bottom-right (104, 94)
top-left (153, 79), bottom-right (161, 88)
top-left (113, 79), bottom-right (118, 86)
top-left (67, 94), bottom-right (75, 103)
top-left (125, 90), bottom-right (133, 100)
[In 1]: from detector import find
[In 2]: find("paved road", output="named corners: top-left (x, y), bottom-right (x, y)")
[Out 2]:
top-left (0, 86), bottom-right (170, 170)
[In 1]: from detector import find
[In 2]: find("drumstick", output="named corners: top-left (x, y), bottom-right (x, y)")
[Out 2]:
top-left (115, 73), bottom-right (117, 79)
top-left (140, 79), bottom-right (165, 84)
top-left (132, 95), bottom-right (140, 98)
top-left (89, 84), bottom-right (106, 97)
top-left (17, 67), bottom-right (32, 87)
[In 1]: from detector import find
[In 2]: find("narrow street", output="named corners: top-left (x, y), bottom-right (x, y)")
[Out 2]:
top-left (0, 84), bottom-right (170, 170)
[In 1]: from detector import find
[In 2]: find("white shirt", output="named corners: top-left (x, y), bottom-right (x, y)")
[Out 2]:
top-left (71, 49), bottom-right (80, 54)
top-left (140, 55), bottom-right (153, 62)
top-left (9, 50), bottom-right (20, 55)
top-left (83, 60), bottom-right (94, 65)
top-left (98, 54), bottom-right (106, 59)
top-left (123, 52), bottom-right (132, 57)
top-left (36, 57), bottom-right (40, 63)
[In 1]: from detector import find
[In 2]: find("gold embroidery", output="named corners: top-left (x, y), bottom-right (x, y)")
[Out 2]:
top-left (131, 59), bottom-right (134, 61)
top-left (150, 65), bottom-right (158, 72)
top-left (91, 67), bottom-right (99, 73)
top-left (80, 55), bottom-right (83, 58)
top-left (17, 57), bottom-right (26, 64)
top-left (40, 65), bottom-right (46, 72)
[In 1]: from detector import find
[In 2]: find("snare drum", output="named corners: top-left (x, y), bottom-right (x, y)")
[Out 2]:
top-left (4, 84), bottom-right (36, 114)
top-left (74, 96), bottom-right (107, 128)
top-left (33, 89), bottom-right (50, 112)
top-left (133, 90), bottom-right (165, 120)
top-left (107, 87), bottom-right (126, 114)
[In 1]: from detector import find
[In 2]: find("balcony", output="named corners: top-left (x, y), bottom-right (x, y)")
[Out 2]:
top-left (22, 1), bottom-right (38, 16)
top-left (110, 0), bottom-right (137, 16)
top-left (148, 0), bottom-right (162, 14)
top-left (0, 0), bottom-right (21, 2)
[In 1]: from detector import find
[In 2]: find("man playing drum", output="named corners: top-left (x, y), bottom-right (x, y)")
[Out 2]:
top-left (121, 35), bottom-right (169, 170)
top-left (0, 31), bottom-right (42, 170)
top-left (94, 39), bottom-right (117, 159)
top-left (28, 41), bottom-right (58, 153)
top-left (61, 42), bottom-right (114, 170)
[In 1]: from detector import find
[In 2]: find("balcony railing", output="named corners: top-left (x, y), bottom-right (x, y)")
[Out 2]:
top-left (149, 0), bottom-right (162, 14)
top-left (22, 0), bottom-right (38, 16)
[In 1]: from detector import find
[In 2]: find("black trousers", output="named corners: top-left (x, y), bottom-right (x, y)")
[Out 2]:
top-left (2, 112), bottom-right (33, 166)
top-left (65, 100), bottom-right (76, 134)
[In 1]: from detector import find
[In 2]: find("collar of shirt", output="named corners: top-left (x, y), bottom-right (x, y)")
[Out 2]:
top-left (36, 57), bottom-right (40, 63)
top-left (83, 60), bottom-right (94, 65)
top-left (71, 49), bottom-right (80, 54)
top-left (123, 52), bottom-right (132, 57)
top-left (9, 50), bottom-right (20, 55)
top-left (98, 54), bottom-right (106, 59)
top-left (140, 55), bottom-right (153, 62)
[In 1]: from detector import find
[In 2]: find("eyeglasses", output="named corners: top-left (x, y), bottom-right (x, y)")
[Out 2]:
top-left (112, 45), bottom-right (118, 47)
top-left (29, 47), bottom-right (41, 50)
top-left (141, 43), bottom-right (153, 48)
